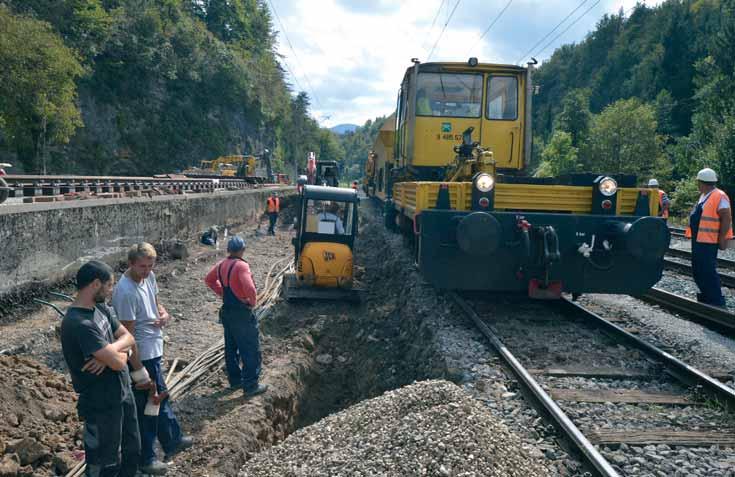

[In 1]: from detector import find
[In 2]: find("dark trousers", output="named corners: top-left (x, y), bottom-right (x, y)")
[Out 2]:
top-left (222, 307), bottom-right (262, 392)
top-left (84, 390), bottom-right (140, 477)
top-left (692, 241), bottom-right (726, 307)
top-left (133, 356), bottom-right (183, 465)
top-left (268, 212), bottom-right (278, 234)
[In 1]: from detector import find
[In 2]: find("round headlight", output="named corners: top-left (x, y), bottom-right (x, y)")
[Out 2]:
top-left (598, 177), bottom-right (617, 197)
top-left (475, 173), bottom-right (495, 192)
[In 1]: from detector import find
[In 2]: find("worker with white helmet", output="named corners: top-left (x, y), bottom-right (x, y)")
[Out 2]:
top-left (647, 178), bottom-right (670, 219)
top-left (685, 168), bottom-right (733, 307)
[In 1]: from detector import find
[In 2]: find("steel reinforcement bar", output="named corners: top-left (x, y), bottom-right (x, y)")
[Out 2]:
top-left (449, 292), bottom-right (621, 477)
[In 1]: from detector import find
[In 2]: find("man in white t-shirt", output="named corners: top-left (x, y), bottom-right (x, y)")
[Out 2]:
top-left (112, 243), bottom-right (193, 473)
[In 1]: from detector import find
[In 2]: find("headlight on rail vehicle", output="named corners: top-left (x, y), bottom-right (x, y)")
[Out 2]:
top-left (474, 173), bottom-right (495, 192)
top-left (598, 177), bottom-right (618, 197)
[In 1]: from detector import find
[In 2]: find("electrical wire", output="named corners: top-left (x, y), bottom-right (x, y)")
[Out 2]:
top-left (466, 0), bottom-right (514, 56)
top-left (266, 0), bottom-right (324, 110)
top-left (533, 0), bottom-right (601, 59)
top-left (421, 0), bottom-right (448, 52)
top-left (514, 0), bottom-right (589, 65)
top-left (426, 0), bottom-right (463, 61)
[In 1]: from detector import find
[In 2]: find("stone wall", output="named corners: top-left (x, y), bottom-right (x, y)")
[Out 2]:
top-left (0, 188), bottom-right (292, 298)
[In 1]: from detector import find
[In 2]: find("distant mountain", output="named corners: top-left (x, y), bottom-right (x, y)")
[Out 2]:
top-left (330, 123), bottom-right (359, 135)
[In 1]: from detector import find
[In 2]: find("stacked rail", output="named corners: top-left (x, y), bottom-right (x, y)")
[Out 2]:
top-left (0, 174), bottom-right (257, 203)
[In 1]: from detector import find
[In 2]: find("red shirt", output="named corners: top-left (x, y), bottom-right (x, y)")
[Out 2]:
top-left (204, 259), bottom-right (257, 306)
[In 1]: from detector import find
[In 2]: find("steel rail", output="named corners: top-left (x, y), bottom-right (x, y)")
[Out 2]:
top-left (663, 258), bottom-right (735, 288)
top-left (561, 298), bottom-right (735, 411)
top-left (667, 247), bottom-right (735, 269)
top-left (448, 292), bottom-right (621, 477)
top-left (640, 287), bottom-right (735, 334)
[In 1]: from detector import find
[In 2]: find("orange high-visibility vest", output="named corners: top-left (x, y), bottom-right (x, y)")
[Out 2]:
top-left (657, 189), bottom-right (669, 219)
top-left (685, 188), bottom-right (734, 243)
top-left (267, 196), bottom-right (280, 213)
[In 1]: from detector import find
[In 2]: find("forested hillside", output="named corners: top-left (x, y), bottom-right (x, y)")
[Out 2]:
top-left (337, 116), bottom-right (387, 181)
top-left (0, 0), bottom-right (329, 175)
top-left (533, 0), bottom-right (735, 212)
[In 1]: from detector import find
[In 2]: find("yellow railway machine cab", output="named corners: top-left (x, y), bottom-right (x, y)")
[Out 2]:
top-left (364, 113), bottom-right (396, 201)
top-left (386, 58), bottom-right (670, 298)
top-left (284, 185), bottom-right (363, 301)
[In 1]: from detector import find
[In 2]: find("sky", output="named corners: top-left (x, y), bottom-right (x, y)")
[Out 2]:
top-left (267, 0), bottom-right (665, 128)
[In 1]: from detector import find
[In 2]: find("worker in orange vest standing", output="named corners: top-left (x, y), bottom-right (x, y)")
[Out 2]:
top-left (266, 191), bottom-right (280, 236)
top-left (648, 179), bottom-right (670, 220)
top-left (685, 168), bottom-right (733, 307)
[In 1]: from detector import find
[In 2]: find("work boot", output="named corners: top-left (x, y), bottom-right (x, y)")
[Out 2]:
top-left (164, 436), bottom-right (194, 462)
top-left (139, 459), bottom-right (169, 475)
top-left (244, 384), bottom-right (268, 400)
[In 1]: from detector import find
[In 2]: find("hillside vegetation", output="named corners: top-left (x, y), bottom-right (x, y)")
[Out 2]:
top-left (0, 0), bottom-right (334, 176)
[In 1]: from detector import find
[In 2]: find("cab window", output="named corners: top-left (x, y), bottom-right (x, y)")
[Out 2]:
top-left (486, 76), bottom-right (518, 120)
top-left (304, 199), bottom-right (354, 236)
top-left (416, 73), bottom-right (483, 118)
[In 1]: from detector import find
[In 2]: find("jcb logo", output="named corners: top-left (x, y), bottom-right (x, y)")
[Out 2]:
top-left (323, 251), bottom-right (336, 262)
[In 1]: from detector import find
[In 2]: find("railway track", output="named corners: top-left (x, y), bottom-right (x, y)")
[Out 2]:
top-left (666, 246), bottom-right (735, 269)
top-left (0, 174), bottom-right (259, 204)
top-left (669, 226), bottom-right (687, 239)
top-left (450, 292), bottom-right (735, 477)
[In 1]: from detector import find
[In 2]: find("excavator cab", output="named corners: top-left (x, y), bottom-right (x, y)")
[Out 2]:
top-left (284, 185), bottom-right (363, 301)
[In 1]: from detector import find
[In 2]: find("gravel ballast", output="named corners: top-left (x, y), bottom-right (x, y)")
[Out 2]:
top-left (239, 380), bottom-right (551, 477)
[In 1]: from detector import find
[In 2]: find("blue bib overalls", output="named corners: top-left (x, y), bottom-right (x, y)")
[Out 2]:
top-left (218, 258), bottom-right (262, 391)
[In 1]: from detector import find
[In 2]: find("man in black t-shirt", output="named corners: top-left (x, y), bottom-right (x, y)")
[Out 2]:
top-left (61, 261), bottom-right (148, 477)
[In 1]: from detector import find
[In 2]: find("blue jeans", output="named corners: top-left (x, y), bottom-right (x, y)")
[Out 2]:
top-left (222, 307), bottom-right (262, 392)
top-left (692, 241), bottom-right (726, 307)
top-left (268, 212), bottom-right (278, 234)
top-left (133, 356), bottom-right (183, 465)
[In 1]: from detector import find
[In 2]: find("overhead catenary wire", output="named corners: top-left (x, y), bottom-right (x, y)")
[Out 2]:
top-left (421, 0), bottom-right (448, 52)
top-left (466, 0), bottom-right (514, 57)
top-left (266, 0), bottom-right (324, 110)
top-left (515, 0), bottom-right (589, 64)
top-left (532, 0), bottom-right (601, 59)
top-left (426, 0), bottom-right (463, 61)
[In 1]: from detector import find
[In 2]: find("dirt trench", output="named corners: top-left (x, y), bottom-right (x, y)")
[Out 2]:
top-left (0, 200), bottom-right (455, 477)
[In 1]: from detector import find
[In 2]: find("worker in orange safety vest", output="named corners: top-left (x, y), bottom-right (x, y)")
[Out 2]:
top-left (266, 192), bottom-right (280, 236)
top-left (648, 179), bottom-right (670, 219)
top-left (685, 168), bottom-right (733, 307)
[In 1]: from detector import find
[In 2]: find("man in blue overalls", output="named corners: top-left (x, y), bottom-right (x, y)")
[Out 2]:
top-left (204, 236), bottom-right (267, 398)
top-left (685, 168), bottom-right (733, 307)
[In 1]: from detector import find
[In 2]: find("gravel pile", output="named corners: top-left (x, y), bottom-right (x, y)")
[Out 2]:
top-left (239, 380), bottom-right (550, 477)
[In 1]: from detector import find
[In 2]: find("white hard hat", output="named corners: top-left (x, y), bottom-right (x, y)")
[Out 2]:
top-left (648, 179), bottom-right (659, 187)
top-left (696, 168), bottom-right (718, 183)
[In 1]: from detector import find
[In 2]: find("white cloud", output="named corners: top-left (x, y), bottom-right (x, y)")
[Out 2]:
top-left (269, 0), bottom-right (665, 127)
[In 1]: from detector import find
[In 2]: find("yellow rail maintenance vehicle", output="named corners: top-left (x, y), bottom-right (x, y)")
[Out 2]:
top-left (383, 58), bottom-right (670, 298)
top-left (284, 185), bottom-right (364, 301)
top-left (364, 113), bottom-right (396, 201)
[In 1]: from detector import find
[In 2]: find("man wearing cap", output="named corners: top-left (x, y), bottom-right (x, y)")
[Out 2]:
top-left (648, 179), bottom-right (670, 219)
top-left (685, 168), bottom-right (734, 307)
top-left (204, 236), bottom-right (267, 398)
top-left (267, 192), bottom-right (280, 236)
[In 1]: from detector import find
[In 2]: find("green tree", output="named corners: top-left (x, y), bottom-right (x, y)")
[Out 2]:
top-left (581, 98), bottom-right (662, 177)
top-left (535, 131), bottom-right (579, 177)
top-left (554, 88), bottom-right (591, 147)
top-left (0, 6), bottom-right (84, 172)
